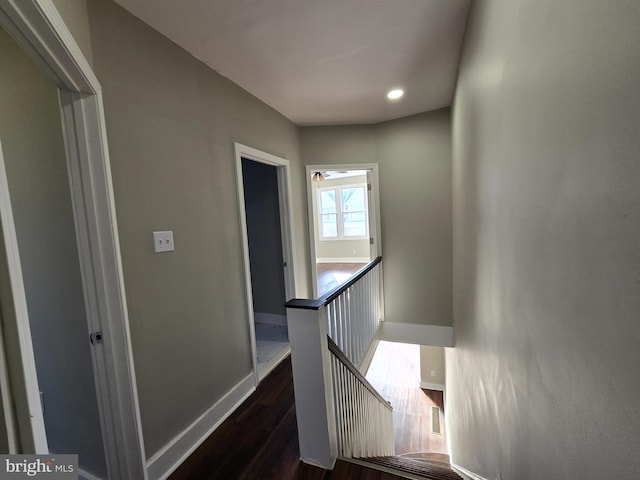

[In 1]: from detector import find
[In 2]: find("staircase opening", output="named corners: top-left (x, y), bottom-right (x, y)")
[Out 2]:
top-left (284, 255), bottom-right (461, 478)
top-left (366, 341), bottom-right (449, 457)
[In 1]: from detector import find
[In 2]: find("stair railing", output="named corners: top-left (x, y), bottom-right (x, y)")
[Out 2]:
top-left (286, 257), bottom-right (392, 469)
top-left (325, 256), bottom-right (382, 368)
top-left (328, 337), bottom-right (394, 458)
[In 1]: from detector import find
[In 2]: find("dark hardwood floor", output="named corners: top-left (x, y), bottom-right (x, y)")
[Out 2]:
top-left (169, 356), bottom-right (405, 480)
top-left (317, 262), bottom-right (367, 297)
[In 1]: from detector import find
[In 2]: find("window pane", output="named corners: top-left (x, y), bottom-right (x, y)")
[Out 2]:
top-left (321, 214), bottom-right (337, 237)
top-left (320, 190), bottom-right (336, 214)
top-left (343, 212), bottom-right (367, 237)
top-left (342, 187), bottom-right (365, 212)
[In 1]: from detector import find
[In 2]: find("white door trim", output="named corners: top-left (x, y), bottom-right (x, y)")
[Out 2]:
top-left (0, 141), bottom-right (47, 454)
top-left (234, 143), bottom-right (297, 385)
top-left (0, 1), bottom-right (147, 478)
top-left (305, 164), bottom-right (383, 297)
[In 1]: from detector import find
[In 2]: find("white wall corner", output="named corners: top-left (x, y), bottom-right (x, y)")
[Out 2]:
top-left (146, 374), bottom-right (256, 480)
top-left (451, 463), bottom-right (490, 480)
top-left (379, 322), bottom-right (453, 347)
top-left (419, 382), bottom-right (445, 392)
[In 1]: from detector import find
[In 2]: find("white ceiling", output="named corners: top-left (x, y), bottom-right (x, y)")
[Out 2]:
top-left (113, 0), bottom-right (470, 126)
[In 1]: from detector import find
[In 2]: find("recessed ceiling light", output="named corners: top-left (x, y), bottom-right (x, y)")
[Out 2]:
top-left (387, 89), bottom-right (404, 100)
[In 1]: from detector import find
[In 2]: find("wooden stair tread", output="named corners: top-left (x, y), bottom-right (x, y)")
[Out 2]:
top-left (364, 455), bottom-right (463, 480)
top-left (397, 452), bottom-right (452, 468)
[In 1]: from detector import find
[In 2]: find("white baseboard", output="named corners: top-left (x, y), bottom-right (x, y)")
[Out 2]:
top-left (300, 455), bottom-right (337, 470)
top-left (380, 322), bottom-right (453, 347)
top-left (451, 463), bottom-right (490, 480)
top-left (78, 468), bottom-right (103, 480)
top-left (420, 381), bottom-right (445, 391)
top-left (146, 373), bottom-right (256, 480)
top-left (316, 257), bottom-right (370, 264)
top-left (254, 312), bottom-right (287, 326)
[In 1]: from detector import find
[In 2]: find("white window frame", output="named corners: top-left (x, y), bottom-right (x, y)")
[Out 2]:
top-left (317, 182), bottom-right (369, 241)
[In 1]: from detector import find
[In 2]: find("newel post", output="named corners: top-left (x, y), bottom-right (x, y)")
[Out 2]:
top-left (285, 300), bottom-right (337, 469)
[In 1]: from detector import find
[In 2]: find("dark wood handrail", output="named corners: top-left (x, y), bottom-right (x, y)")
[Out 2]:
top-left (327, 336), bottom-right (392, 411)
top-left (285, 256), bottom-right (382, 311)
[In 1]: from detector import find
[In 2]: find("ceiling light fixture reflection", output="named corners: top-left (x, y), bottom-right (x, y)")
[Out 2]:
top-left (387, 89), bottom-right (404, 100)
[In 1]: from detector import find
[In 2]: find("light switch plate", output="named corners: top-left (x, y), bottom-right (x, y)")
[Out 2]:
top-left (153, 231), bottom-right (174, 253)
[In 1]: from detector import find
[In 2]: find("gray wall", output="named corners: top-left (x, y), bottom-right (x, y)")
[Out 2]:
top-left (86, 0), bottom-right (309, 457)
top-left (0, 27), bottom-right (106, 475)
top-left (301, 109), bottom-right (452, 326)
top-left (419, 346), bottom-right (445, 387)
top-left (242, 159), bottom-right (286, 316)
top-left (448, 1), bottom-right (640, 479)
top-left (50, 0), bottom-right (93, 66)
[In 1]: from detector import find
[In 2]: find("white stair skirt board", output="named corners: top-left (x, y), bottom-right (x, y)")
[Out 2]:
top-left (359, 324), bottom-right (382, 375)
top-left (420, 382), bottom-right (445, 392)
top-left (254, 312), bottom-right (287, 326)
top-left (451, 463), bottom-right (490, 480)
top-left (380, 322), bottom-right (454, 347)
top-left (78, 468), bottom-right (103, 480)
top-left (316, 257), bottom-right (370, 264)
top-left (146, 374), bottom-right (255, 480)
top-left (359, 338), bottom-right (380, 376)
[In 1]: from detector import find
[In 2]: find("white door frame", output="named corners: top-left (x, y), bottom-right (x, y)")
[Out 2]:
top-left (234, 143), bottom-right (297, 385)
top-left (0, 141), bottom-right (46, 454)
top-left (306, 164), bottom-right (383, 297)
top-left (0, 1), bottom-right (147, 478)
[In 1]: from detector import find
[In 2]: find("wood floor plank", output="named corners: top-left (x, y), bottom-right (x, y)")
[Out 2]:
top-left (317, 262), bottom-right (367, 296)
top-left (366, 342), bottom-right (449, 455)
top-left (169, 356), bottom-right (406, 480)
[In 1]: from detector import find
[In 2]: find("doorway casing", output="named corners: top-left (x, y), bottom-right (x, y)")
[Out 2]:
top-left (234, 142), bottom-right (297, 385)
top-left (0, 1), bottom-right (146, 478)
top-left (305, 164), bottom-right (383, 297)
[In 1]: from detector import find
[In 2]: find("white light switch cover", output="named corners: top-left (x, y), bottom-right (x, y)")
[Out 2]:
top-left (153, 231), bottom-right (174, 253)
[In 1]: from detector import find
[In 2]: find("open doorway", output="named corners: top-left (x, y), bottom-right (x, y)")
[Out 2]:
top-left (0, 6), bottom-right (146, 478)
top-left (241, 159), bottom-right (289, 380)
top-left (306, 165), bottom-right (382, 297)
top-left (0, 25), bottom-right (107, 477)
top-left (234, 144), bottom-right (296, 383)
